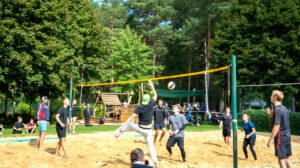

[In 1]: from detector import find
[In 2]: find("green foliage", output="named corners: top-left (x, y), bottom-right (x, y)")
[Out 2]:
top-left (212, 0), bottom-right (300, 87)
top-left (242, 109), bottom-right (300, 135)
top-left (0, 0), bottom-right (109, 102)
top-left (78, 107), bottom-right (84, 119)
top-left (108, 26), bottom-right (157, 99)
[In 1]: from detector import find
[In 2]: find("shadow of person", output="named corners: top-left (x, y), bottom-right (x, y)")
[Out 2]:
top-left (28, 139), bottom-right (37, 147)
top-left (105, 158), bottom-right (129, 166)
top-left (45, 148), bottom-right (56, 154)
top-left (203, 141), bottom-right (222, 147)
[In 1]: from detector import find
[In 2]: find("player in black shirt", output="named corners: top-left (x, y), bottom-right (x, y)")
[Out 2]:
top-left (219, 107), bottom-right (232, 149)
top-left (115, 80), bottom-right (159, 168)
top-left (267, 90), bottom-right (292, 168)
top-left (71, 99), bottom-right (78, 134)
top-left (55, 98), bottom-right (71, 158)
top-left (153, 99), bottom-right (168, 145)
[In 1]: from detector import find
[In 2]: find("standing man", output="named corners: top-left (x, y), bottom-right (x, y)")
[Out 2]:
top-left (165, 102), bottom-right (171, 115)
top-left (219, 107), bottom-right (232, 149)
top-left (267, 90), bottom-right (292, 168)
top-left (192, 103), bottom-right (199, 127)
top-left (153, 99), bottom-right (168, 145)
top-left (55, 98), bottom-right (71, 158)
top-left (71, 99), bottom-right (78, 134)
top-left (84, 104), bottom-right (92, 126)
top-left (35, 96), bottom-right (50, 150)
top-left (200, 102), bottom-right (205, 121)
top-left (115, 80), bottom-right (159, 168)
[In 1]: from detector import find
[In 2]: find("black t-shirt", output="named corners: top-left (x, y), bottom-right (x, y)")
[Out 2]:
top-left (56, 106), bottom-right (69, 129)
top-left (153, 106), bottom-right (168, 124)
top-left (274, 104), bottom-right (291, 145)
top-left (14, 122), bottom-right (23, 129)
top-left (193, 106), bottom-right (199, 116)
top-left (132, 164), bottom-right (153, 168)
top-left (221, 114), bottom-right (232, 129)
top-left (72, 105), bottom-right (78, 116)
top-left (134, 98), bottom-right (155, 125)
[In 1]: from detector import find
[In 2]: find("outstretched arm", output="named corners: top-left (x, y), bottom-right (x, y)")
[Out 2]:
top-left (148, 80), bottom-right (157, 101)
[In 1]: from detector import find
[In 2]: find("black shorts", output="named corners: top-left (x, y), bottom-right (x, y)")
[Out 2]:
top-left (243, 136), bottom-right (256, 146)
top-left (28, 129), bottom-right (35, 133)
top-left (154, 123), bottom-right (165, 130)
top-left (223, 128), bottom-right (231, 137)
top-left (56, 126), bottom-right (66, 138)
top-left (275, 143), bottom-right (292, 158)
top-left (72, 112), bottom-right (78, 118)
top-left (166, 136), bottom-right (184, 148)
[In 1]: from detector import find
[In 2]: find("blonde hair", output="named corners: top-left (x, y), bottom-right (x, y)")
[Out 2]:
top-left (172, 104), bottom-right (182, 111)
top-left (272, 90), bottom-right (284, 102)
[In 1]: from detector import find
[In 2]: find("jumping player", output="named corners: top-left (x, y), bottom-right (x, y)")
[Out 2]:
top-left (55, 98), bottom-right (71, 158)
top-left (114, 80), bottom-right (159, 168)
top-left (267, 90), bottom-right (292, 168)
top-left (240, 114), bottom-right (257, 161)
top-left (153, 99), bottom-right (168, 145)
top-left (219, 107), bottom-right (232, 149)
top-left (35, 96), bottom-right (50, 150)
top-left (166, 104), bottom-right (188, 162)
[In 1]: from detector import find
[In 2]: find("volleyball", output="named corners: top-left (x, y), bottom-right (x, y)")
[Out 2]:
top-left (167, 81), bottom-right (176, 90)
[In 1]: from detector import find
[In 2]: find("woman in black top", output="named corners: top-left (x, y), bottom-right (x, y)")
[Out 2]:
top-left (71, 99), bottom-right (78, 134)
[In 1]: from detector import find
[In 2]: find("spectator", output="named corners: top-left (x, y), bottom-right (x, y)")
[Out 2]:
top-left (0, 124), bottom-right (4, 134)
top-left (192, 103), bottom-right (200, 127)
top-left (200, 102), bottom-right (205, 121)
top-left (186, 103), bottom-right (192, 122)
top-left (13, 116), bottom-right (27, 134)
top-left (130, 148), bottom-right (153, 168)
top-left (165, 103), bottom-right (171, 115)
top-left (84, 104), bottom-right (92, 126)
top-left (26, 118), bottom-right (36, 134)
top-left (181, 105), bottom-right (187, 116)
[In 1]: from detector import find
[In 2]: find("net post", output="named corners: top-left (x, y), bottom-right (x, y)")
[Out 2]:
top-left (68, 78), bottom-right (73, 134)
top-left (232, 56), bottom-right (238, 168)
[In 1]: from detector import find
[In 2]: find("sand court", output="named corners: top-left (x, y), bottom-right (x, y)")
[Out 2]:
top-left (0, 130), bottom-right (299, 168)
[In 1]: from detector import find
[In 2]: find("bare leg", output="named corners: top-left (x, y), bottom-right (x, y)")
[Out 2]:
top-left (154, 130), bottom-right (159, 144)
top-left (26, 128), bottom-right (29, 134)
top-left (39, 131), bottom-right (46, 150)
top-left (72, 117), bottom-right (76, 134)
top-left (159, 128), bottom-right (166, 145)
top-left (285, 157), bottom-right (292, 168)
top-left (55, 139), bottom-right (62, 156)
top-left (227, 137), bottom-right (230, 149)
top-left (278, 158), bottom-right (287, 168)
top-left (35, 132), bottom-right (41, 148)
top-left (61, 137), bottom-right (69, 158)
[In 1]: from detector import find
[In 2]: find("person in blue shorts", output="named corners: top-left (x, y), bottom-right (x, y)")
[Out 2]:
top-left (240, 114), bottom-right (257, 161)
top-left (267, 90), bottom-right (292, 168)
top-left (153, 99), bottom-right (168, 145)
top-left (35, 96), bottom-right (50, 150)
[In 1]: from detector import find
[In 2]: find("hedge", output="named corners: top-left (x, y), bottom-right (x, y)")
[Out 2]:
top-left (242, 109), bottom-right (300, 135)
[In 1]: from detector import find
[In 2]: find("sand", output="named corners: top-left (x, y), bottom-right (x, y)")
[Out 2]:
top-left (0, 130), bottom-right (299, 168)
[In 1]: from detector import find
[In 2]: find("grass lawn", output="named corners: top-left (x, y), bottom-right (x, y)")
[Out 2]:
top-left (0, 122), bottom-right (221, 138)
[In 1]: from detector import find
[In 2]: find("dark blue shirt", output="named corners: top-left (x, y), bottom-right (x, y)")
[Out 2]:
top-left (274, 104), bottom-right (291, 145)
top-left (241, 120), bottom-right (256, 138)
top-left (200, 105), bottom-right (205, 112)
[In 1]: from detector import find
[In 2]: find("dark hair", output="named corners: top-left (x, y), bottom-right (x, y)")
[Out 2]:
top-left (130, 148), bottom-right (144, 164)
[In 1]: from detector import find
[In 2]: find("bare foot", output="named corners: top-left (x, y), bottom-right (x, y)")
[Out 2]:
top-left (168, 153), bottom-right (172, 160)
top-left (64, 154), bottom-right (69, 158)
top-left (38, 147), bottom-right (43, 151)
top-left (159, 141), bottom-right (162, 146)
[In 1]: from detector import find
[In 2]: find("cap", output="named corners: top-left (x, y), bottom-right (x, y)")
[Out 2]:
top-left (42, 96), bottom-right (48, 100)
top-left (142, 94), bottom-right (150, 105)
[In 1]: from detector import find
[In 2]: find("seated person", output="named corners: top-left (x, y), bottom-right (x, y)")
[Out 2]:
top-left (131, 148), bottom-right (153, 168)
top-left (26, 118), bottom-right (36, 134)
top-left (0, 124), bottom-right (4, 134)
top-left (12, 116), bottom-right (27, 134)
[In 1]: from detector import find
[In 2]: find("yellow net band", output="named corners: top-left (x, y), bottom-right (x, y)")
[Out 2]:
top-left (75, 65), bottom-right (229, 87)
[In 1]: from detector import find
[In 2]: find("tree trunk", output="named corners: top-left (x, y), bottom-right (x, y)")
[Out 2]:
top-left (291, 95), bottom-right (296, 112)
top-left (187, 46), bottom-right (192, 103)
top-left (153, 41), bottom-right (157, 77)
top-left (4, 95), bottom-right (7, 113)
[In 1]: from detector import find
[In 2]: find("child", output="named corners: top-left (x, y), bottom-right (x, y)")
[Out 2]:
top-left (0, 124), bottom-right (4, 134)
top-left (166, 104), bottom-right (188, 162)
top-left (115, 80), bottom-right (159, 168)
top-left (12, 116), bottom-right (27, 134)
top-left (55, 98), bottom-right (71, 158)
top-left (240, 114), bottom-right (257, 161)
top-left (26, 118), bottom-right (36, 134)
top-left (219, 107), bottom-right (232, 149)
